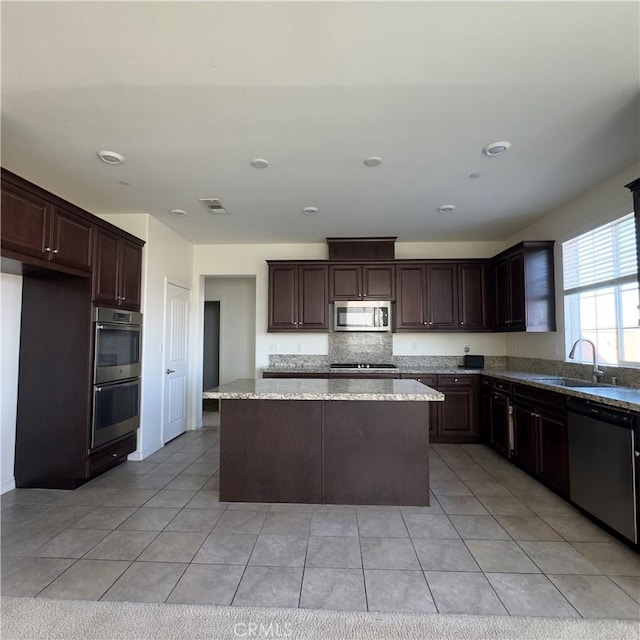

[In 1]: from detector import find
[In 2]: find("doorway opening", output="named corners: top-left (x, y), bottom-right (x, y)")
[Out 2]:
top-left (203, 300), bottom-right (220, 411)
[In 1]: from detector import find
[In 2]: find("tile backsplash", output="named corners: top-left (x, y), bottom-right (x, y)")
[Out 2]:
top-left (328, 332), bottom-right (393, 364)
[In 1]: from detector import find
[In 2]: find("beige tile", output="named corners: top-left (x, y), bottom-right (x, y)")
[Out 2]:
top-left (518, 541), bottom-right (601, 575)
top-left (486, 573), bottom-right (579, 617)
top-left (38, 559), bottom-right (130, 600)
top-left (167, 564), bottom-right (244, 605)
top-left (365, 569), bottom-right (436, 613)
top-left (361, 537), bottom-right (420, 570)
top-left (84, 530), bottom-right (158, 561)
top-left (137, 531), bottom-right (207, 563)
top-left (233, 566), bottom-right (303, 608)
top-left (101, 561), bottom-right (187, 603)
top-left (300, 568), bottom-right (366, 611)
top-left (1, 556), bottom-right (75, 596)
top-left (425, 571), bottom-right (507, 615)
top-left (549, 575), bottom-right (640, 619)
top-left (466, 540), bottom-right (540, 573)
top-left (571, 542), bottom-right (640, 576)
top-left (495, 515), bottom-right (563, 541)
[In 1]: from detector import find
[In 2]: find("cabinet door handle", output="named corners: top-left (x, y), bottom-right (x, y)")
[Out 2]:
top-left (43, 247), bottom-right (51, 253)
top-left (454, 378), bottom-right (458, 382)
top-left (363, 293), bottom-right (367, 297)
top-left (166, 369), bottom-right (175, 374)
top-left (460, 321), bottom-right (464, 325)
top-left (429, 321), bottom-right (433, 325)
top-left (51, 249), bottom-right (59, 254)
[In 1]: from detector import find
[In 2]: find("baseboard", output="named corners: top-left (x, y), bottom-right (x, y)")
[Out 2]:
top-left (1, 478), bottom-right (16, 494)
top-left (127, 441), bottom-right (164, 462)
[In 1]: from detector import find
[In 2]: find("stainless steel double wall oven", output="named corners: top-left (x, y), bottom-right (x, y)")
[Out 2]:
top-left (92, 307), bottom-right (142, 449)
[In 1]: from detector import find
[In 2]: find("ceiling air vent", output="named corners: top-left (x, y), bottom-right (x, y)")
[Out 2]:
top-left (199, 198), bottom-right (228, 214)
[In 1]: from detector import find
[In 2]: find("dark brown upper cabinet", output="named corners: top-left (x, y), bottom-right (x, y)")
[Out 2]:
top-left (624, 177), bottom-right (640, 285)
top-left (93, 229), bottom-right (143, 311)
top-left (328, 263), bottom-right (395, 300)
top-left (268, 262), bottom-right (328, 331)
top-left (493, 241), bottom-right (556, 332)
top-left (1, 175), bottom-right (93, 273)
top-left (458, 262), bottom-right (492, 330)
top-left (395, 261), bottom-right (491, 332)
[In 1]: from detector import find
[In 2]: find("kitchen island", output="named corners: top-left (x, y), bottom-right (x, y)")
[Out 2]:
top-left (203, 378), bottom-right (443, 506)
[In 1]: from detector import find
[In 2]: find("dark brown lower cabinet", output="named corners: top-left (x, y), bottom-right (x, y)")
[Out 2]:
top-left (489, 383), bottom-right (511, 457)
top-left (511, 385), bottom-right (569, 497)
top-left (401, 374), bottom-right (478, 442)
top-left (436, 375), bottom-right (479, 440)
top-left (219, 398), bottom-right (430, 506)
top-left (511, 400), bottom-right (539, 472)
top-left (537, 407), bottom-right (569, 496)
top-left (220, 400), bottom-right (323, 504)
top-left (87, 432), bottom-right (137, 478)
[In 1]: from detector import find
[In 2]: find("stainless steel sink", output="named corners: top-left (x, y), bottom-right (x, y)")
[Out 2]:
top-left (533, 377), bottom-right (609, 388)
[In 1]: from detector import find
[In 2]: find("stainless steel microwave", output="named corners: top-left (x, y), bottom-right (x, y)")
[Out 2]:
top-left (334, 300), bottom-right (392, 332)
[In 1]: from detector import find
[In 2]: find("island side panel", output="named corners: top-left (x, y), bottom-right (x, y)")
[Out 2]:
top-left (323, 400), bottom-right (430, 506)
top-left (219, 399), bottom-right (323, 503)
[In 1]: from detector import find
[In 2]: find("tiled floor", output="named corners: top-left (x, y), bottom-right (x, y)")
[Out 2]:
top-left (2, 412), bottom-right (640, 619)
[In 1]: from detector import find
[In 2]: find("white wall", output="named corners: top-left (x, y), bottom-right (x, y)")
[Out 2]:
top-left (204, 277), bottom-right (256, 385)
top-left (1, 274), bottom-right (22, 493)
top-left (100, 214), bottom-right (194, 457)
top-left (190, 240), bottom-right (508, 425)
top-left (504, 162), bottom-right (640, 362)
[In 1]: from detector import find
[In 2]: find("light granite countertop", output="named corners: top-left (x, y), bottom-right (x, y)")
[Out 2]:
top-left (485, 371), bottom-right (640, 411)
top-left (203, 378), bottom-right (444, 402)
top-left (260, 368), bottom-right (640, 411)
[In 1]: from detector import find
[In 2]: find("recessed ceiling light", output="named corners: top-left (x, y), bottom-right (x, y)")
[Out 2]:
top-left (251, 158), bottom-right (269, 169)
top-left (302, 206), bottom-right (319, 215)
top-left (170, 209), bottom-right (188, 217)
top-left (482, 141), bottom-right (511, 157)
top-left (437, 204), bottom-right (456, 214)
top-left (469, 173), bottom-right (481, 179)
top-left (364, 156), bottom-right (382, 167)
top-left (97, 150), bottom-right (125, 165)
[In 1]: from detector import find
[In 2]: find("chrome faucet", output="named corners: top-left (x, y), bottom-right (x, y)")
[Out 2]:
top-left (568, 338), bottom-right (604, 383)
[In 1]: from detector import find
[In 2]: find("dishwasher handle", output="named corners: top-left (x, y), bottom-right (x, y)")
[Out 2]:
top-left (566, 398), bottom-right (635, 428)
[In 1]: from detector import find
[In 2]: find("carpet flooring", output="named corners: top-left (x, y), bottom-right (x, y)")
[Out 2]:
top-left (2, 596), bottom-right (638, 640)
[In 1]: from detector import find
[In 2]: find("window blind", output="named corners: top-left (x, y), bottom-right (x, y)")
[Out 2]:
top-left (563, 213), bottom-right (637, 292)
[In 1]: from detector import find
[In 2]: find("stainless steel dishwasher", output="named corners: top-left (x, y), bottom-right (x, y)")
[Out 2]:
top-left (567, 398), bottom-right (637, 543)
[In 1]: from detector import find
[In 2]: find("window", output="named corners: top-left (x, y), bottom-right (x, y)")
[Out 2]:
top-left (563, 213), bottom-right (639, 366)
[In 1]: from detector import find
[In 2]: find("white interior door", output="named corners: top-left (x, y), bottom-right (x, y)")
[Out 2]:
top-left (163, 282), bottom-right (190, 443)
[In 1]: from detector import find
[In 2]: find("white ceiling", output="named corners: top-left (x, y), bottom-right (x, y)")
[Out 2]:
top-left (1, 1), bottom-right (638, 245)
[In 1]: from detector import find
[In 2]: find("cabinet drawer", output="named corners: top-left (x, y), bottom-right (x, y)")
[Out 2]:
top-left (492, 379), bottom-right (511, 393)
top-left (328, 372), bottom-right (398, 379)
top-left (401, 373), bottom-right (437, 386)
top-left (88, 433), bottom-right (136, 477)
top-left (437, 374), bottom-right (476, 386)
top-left (263, 372), bottom-right (327, 378)
top-left (513, 383), bottom-right (565, 411)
